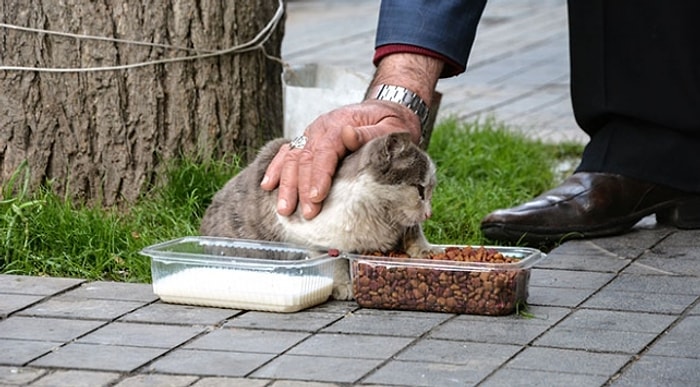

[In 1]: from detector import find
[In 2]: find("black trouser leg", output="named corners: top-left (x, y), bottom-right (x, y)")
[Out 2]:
top-left (568, 0), bottom-right (700, 192)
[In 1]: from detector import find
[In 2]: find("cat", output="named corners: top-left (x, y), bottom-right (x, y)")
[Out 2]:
top-left (199, 132), bottom-right (438, 300)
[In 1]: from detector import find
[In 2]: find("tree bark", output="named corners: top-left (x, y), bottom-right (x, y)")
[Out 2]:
top-left (0, 0), bottom-right (285, 206)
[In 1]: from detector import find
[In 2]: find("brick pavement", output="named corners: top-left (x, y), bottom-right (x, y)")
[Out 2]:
top-left (2, 0), bottom-right (699, 386)
top-left (2, 223), bottom-right (699, 386)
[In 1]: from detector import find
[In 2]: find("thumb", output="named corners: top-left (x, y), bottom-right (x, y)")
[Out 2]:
top-left (341, 124), bottom-right (408, 152)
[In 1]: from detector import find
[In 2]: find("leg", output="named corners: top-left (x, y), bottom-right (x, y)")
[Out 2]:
top-left (480, 0), bottom-right (700, 244)
top-left (570, 0), bottom-right (700, 191)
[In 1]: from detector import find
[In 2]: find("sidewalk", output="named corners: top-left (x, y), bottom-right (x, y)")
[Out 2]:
top-left (2, 1), bottom-right (699, 386)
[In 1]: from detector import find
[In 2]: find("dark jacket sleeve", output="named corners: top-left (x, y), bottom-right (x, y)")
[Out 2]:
top-left (375, 0), bottom-right (487, 77)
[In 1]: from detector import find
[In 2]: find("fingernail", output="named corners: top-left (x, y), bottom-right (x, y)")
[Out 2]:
top-left (261, 175), bottom-right (269, 186)
top-left (303, 204), bottom-right (313, 217)
top-left (310, 187), bottom-right (319, 199)
top-left (279, 199), bottom-right (288, 211)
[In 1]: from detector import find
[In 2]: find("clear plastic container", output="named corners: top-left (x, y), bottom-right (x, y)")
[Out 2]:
top-left (140, 237), bottom-right (338, 312)
top-left (347, 245), bottom-right (545, 315)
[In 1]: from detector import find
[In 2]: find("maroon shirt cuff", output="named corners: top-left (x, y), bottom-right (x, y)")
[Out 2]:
top-left (373, 44), bottom-right (466, 78)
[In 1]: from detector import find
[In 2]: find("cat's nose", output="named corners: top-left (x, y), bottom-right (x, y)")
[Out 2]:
top-left (425, 209), bottom-right (432, 219)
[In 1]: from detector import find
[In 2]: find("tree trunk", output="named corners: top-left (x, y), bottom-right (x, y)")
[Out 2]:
top-left (0, 0), bottom-right (285, 206)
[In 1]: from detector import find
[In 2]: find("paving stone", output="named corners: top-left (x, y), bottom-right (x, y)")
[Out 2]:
top-left (321, 309), bottom-right (451, 337)
top-left (689, 303), bottom-right (700, 315)
top-left (479, 368), bottom-right (609, 387)
top-left (29, 370), bottom-right (121, 386)
top-left (112, 373), bottom-right (198, 387)
top-left (304, 300), bottom-right (358, 314)
top-left (647, 315), bottom-right (700, 358)
top-left (505, 347), bottom-right (631, 376)
top-left (225, 310), bottom-right (344, 332)
top-left (119, 302), bottom-right (239, 326)
top-left (0, 366), bottom-right (46, 385)
top-left (396, 338), bottom-right (521, 366)
top-left (428, 318), bottom-right (553, 345)
top-left (287, 332), bottom-right (412, 359)
top-left (442, 305), bottom-right (571, 324)
top-left (148, 349), bottom-right (275, 377)
top-left (656, 229), bottom-right (700, 247)
top-left (427, 305), bottom-right (570, 344)
top-left (601, 273), bottom-right (700, 296)
top-left (0, 275), bottom-right (84, 296)
top-left (184, 328), bottom-right (309, 353)
top-left (78, 321), bottom-right (206, 348)
top-left (65, 281), bottom-right (158, 302)
top-left (533, 327), bottom-right (659, 354)
top-left (626, 248), bottom-right (700, 276)
top-left (610, 375), bottom-right (695, 387)
top-left (528, 285), bottom-right (595, 308)
top-left (0, 294), bottom-right (44, 319)
top-left (553, 309), bottom-right (676, 333)
top-left (582, 289), bottom-right (696, 314)
top-left (192, 377), bottom-right (270, 387)
top-left (268, 381), bottom-right (341, 387)
top-left (542, 239), bottom-right (619, 257)
top-left (252, 354), bottom-right (382, 383)
top-left (626, 258), bottom-right (700, 277)
top-left (363, 360), bottom-right (485, 386)
top-left (588, 225), bottom-right (674, 256)
top-left (538, 242), bottom-right (631, 273)
top-left (613, 355), bottom-right (700, 386)
top-left (0, 339), bottom-right (62, 365)
top-left (529, 269), bottom-right (615, 290)
top-left (18, 296), bottom-right (147, 320)
top-left (533, 308), bottom-right (677, 352)
top-left (31, 342), bottom-right (167, 372)
top-left (0, 316), bottom-right (105, 342)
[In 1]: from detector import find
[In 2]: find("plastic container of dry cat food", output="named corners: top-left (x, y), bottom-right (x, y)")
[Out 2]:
top-left (347, 245), bottom-right (545, 316)
top-left (140, 236), bottom-right (338, 312)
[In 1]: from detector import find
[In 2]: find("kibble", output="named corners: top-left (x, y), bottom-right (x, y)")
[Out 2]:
top-left (351, 246), bottom-right (529, 315)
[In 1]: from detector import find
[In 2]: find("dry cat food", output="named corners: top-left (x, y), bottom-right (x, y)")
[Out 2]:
top-left (351, 246), bottom-right (530, 315)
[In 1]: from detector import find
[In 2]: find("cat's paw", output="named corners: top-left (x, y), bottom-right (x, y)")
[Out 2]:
top-left (405, 244), bottom-right (443, 258)
top-left (330, 259), bottom-right (354, 301)
top-left (331, 281), bottom-right (355, 301)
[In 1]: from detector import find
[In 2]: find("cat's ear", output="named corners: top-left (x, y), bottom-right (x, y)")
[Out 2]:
top-left (382, 132), bottom-right (412, 159)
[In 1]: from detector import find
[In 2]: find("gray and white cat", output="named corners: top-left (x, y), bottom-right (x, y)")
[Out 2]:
top-left (199, 132), bottom-right (437, 300)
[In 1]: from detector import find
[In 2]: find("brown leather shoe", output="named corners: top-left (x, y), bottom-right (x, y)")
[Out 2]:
top-left (480, 172), bottom-right (700, 244)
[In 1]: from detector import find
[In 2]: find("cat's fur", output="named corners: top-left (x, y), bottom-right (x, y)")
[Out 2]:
top-left (199, 132), bottom-right (437, 300)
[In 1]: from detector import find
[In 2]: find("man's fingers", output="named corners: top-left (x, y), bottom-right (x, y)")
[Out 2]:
top-left (307, 151), bottom-right (338, 204)
top-left (298, 145), bottom-right (337, 219)
top-left (274, 149), bottom-right (303, 216)
top-left (341, 121), bottom-right (412, 152)
top-left (260, 148), bottom-right (287, 191)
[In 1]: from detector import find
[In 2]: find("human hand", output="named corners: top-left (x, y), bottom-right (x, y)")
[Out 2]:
top-left (260, 99), bottom-right (422, 219)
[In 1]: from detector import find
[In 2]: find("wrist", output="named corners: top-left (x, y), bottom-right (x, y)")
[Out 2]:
top-left (367, 52), bottom-right (443, 106)
top-left (369, 84), bottom-right (430, 133)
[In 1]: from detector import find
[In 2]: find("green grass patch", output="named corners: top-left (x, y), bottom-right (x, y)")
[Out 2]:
top-left (1, 119), bottom-right (583, 283)
top-left (424, 118), bottom-right (581, 245)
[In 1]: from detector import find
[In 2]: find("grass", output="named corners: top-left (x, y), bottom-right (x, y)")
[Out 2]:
top-left (0, 118), bottom-right (583, 283)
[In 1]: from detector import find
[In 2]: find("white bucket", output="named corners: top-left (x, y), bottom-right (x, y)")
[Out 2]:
top-left (282, 64), bottom-right (371, 139)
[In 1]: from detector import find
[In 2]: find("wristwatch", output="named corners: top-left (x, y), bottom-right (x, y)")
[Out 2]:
top-left (372, 84), bottom-right (430, 131)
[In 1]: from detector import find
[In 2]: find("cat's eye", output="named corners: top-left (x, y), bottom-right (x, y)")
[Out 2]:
top-left (414, 184), bottom-right (426, 200)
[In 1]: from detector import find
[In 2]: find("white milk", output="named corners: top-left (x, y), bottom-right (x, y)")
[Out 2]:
top-left (153, 267), bottom-right (334, 312)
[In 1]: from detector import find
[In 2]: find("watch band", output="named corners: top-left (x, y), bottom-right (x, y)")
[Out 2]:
top-left (372, 84), bottom-right (430, 131)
